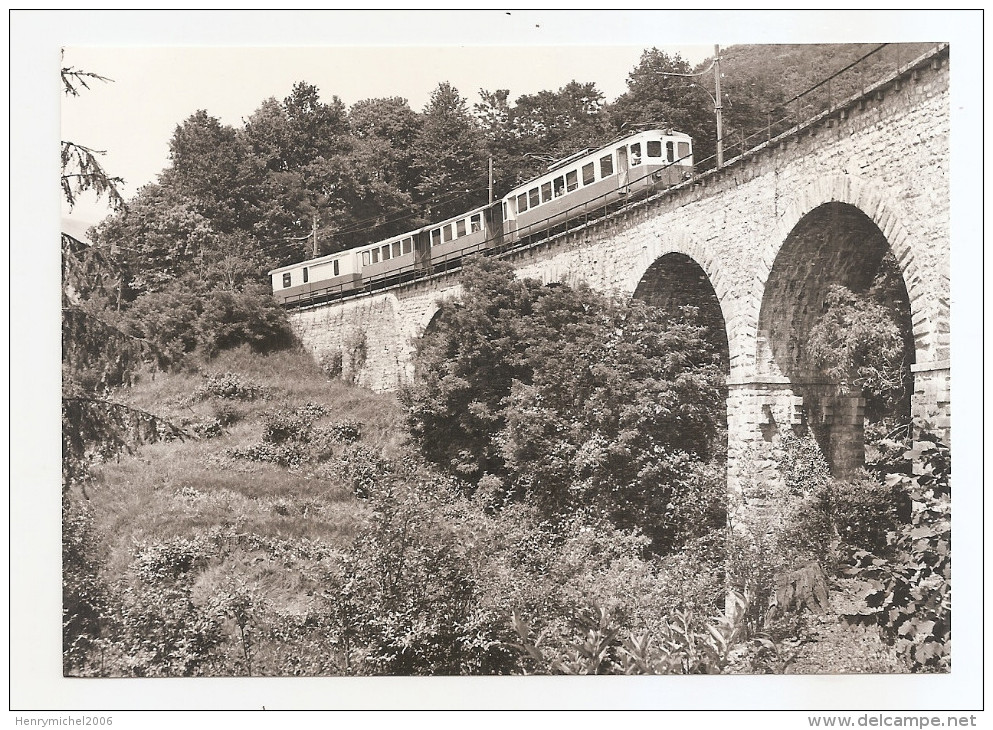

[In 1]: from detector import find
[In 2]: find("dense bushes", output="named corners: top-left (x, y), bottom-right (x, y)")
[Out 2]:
top-left (406, 258), bottom-right (727, 553)
top-left (806, 282), bottom-right (911, 422)
top-left (125, 280), bottom-right (295, 368)
top-left (843, 434), bottom-right (951, 672)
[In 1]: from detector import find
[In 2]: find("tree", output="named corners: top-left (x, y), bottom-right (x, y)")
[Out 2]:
top-left (474, 82), bottom-right (613, 193)
top-left (348, 96), bottom-right (421, 194)
top-left (282, 81), bottom-right (351, 167)
top-left (511, 81), bottom-right (611, 172)
top-left (412, 82), bottom-right (489, 219)
top-left (159, 110), bottom-right (265, 235)
top-left (89, 183), bottom-right (220, 295)
top-left (609, 48), bottom-right (718, 168)
top-left (61, 63), bottom-right (184, 491)
top-left (60, 60), bottom-right (125, 212)
top-left (406, 259), bottom-right (727, 552)
top-left (806, 283), bottom-right (910, 423)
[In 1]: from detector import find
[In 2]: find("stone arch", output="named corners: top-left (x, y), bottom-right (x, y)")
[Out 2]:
top-left (755, 183), bottom-right (926, 475)
top-left (624, 227), bottom-right (739, 359)
top-left (633, 251), bottom-right (731, 373)
top-left (757, 174), bottom-right (943, 369)
top-left (632, 249), bottom-right (732, 508)
top-left (414, 286), bottom-right (463, 339)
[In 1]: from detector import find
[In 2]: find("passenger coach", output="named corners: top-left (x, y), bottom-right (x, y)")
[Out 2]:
top-left (270, 129), bottom-right (693, 306)
top-left (502, 129), bottom-right (693, 240)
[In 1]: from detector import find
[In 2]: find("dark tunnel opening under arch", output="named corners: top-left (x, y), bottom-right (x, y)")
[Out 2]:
top-left (758, 202), bottom-right (915, 476)
top-left (633, 251), bottom-right (731, 452)
top-left (633, 252), bottom-right (731, 373)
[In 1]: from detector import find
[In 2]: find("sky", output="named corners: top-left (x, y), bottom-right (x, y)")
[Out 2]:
top-left (58, 43), bottom-right (712, 229)
top-left (46, 8), bottom-right (962, 231)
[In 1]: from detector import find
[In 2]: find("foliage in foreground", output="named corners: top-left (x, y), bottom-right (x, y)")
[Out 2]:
top-left (843, 434), bottom-right (951, 672)
top-left (64, 355), bottom-right (940, 677)
top-left (406, 258), bottom-right (727, 554)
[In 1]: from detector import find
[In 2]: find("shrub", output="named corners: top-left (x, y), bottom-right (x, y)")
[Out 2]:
top-left (134, 536), bottom-right (214, 583)
top-left (197, 288), bottom-right (295, 357)
top-left (323, 420), bottom-right (361, 444)
top-left (125, 288), bottom-right (203, 368)
top-left (819, 471), bottom-right (908, 554)
top-left (779, 430), bottom-right (832, 496)
top-left (124, 281), bottom-right (294, 367)
top-left (806, 284), bottom-right (910, 421)
top-left (211, 400), bottom-right (245, 426)
top-left (191, 372), bottom-right (267, 402)
top-left (230, 441), bottom-right (308, 468)
top-left (333, 444), bottom-right (395, 498)
top-left (844, 434), bottom-right (950, 672)
top-left (190, 418), bottom-right (224, 439)
top-left (106, 582), bottom-right (226, 677)
top-left (408, 258), bottom-right (726, 553)
top-left (63, 496), bottom-right (111, 675)
top-left (509, 596), bottom-right (746, 675)
top-left (260, 410), bottom-right (312, 445)
top-left (322, 479), bottom-right (517, 675)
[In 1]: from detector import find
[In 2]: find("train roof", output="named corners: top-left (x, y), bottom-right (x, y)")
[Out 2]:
top-left (269, 250), bottom-right (352, 276)
top-left (268, 202), bottom-right (493, 275)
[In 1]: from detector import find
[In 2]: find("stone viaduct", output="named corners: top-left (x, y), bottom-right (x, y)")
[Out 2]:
top-left (288, 44), bottom-right (950, 499)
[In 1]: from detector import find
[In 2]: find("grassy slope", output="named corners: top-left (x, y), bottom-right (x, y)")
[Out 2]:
top-left (85, 345), bottom-right (406, 617)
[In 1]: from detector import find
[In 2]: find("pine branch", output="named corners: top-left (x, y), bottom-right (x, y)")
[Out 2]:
top-left (61, 141), bottom-right (126, 211)
top-left (61, 66), bottom-right (112, 97)
top-left (61, 305), bottom-right (158, 350)
top-left (63, 393), bottom-right (187, 434)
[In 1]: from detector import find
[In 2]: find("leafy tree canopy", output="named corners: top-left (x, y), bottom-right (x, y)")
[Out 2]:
top-left (406, 258), bottom-right (727, 552)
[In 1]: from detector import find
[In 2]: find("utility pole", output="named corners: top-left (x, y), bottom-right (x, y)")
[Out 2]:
top-left (488, 156), bottom-right (494, 205)
top-left (714, 44), bottom-right (724, 170)
top-left (312, 213), bottom-right (318, 257)
top-left (652, 45), bottom-right (725, 171)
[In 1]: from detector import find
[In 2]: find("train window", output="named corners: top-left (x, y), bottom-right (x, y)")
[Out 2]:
top-left (333, 259), bottom-right (340, 276)
top-left (630, 143), bottom-right (642, 165)
top-left (516, 193), bottom-right (528, 212)
top-left (600, 154), bottom-right (613, 177)
top-left (503, 202), bottom-right (508, 220)
top-left (282, 272), bottom-right (291, 288)
top-left (443, 225), bottom-right (453, 242)
top-left (362, 251), bottom-right (371, 266)
top-left (456, 219), bottom-right (466, 237)
top-left (303, 267), bottom-right (309, 283)
top-left (647, 141), bottom-right (662, 158)
top-left (381, 244), bottom-right (391, 260)
top-left (666, 141), bottom-right (675, 162)
top-left (392, 241), bottom-right (401, 258)
top-left (678, 141), bottom-right (690, 160)
top-left (371, 248), bottom-right (380, 264)
top-left (470, 214), bottom-right (481, 232)
top-left (431, 229), bottom-right (442, 246)
top-left (529, 187), bottom-right (539, 208)
top-left (402, 237), bottom-right (412, 254)
top-left (541, 182), bottom-right (552, 203)
top-left (566, 170), bottom-right (578, 192)
top-left (582, 162), bottom-right (595, 185)
top-left (554, 176), bottom-right (565, 197)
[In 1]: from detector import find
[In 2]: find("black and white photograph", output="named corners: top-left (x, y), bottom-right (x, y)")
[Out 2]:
top-left (10, 7), bottom-right (984, 721)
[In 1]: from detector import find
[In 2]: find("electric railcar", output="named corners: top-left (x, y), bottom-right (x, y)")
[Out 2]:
top-left (270, 129), bottom-right (693, 306)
